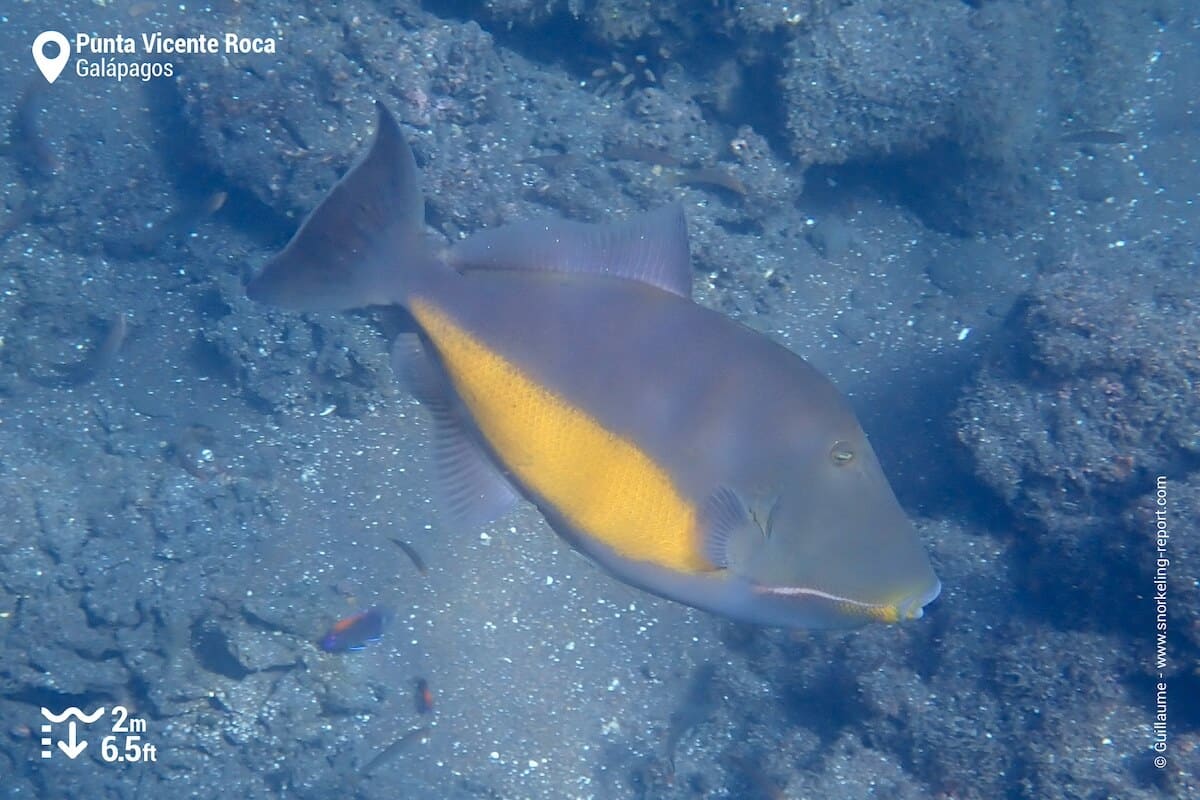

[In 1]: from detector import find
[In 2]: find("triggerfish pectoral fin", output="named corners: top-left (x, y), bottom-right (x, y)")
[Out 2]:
top-left (697, 487), bottom-right (762, 569)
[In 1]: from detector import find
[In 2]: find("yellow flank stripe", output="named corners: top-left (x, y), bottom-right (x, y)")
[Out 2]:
top-left (410, 298), bottom-right (708, 573)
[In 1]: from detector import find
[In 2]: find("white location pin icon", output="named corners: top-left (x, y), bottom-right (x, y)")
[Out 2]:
top-left (32, 31), bottom-right (70, 84)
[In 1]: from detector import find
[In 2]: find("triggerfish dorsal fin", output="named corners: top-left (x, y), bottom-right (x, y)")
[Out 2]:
top-left (446, 204), bottom-right (693, 298)
top-left (247, 101), bottom-right (425, 312)
top-left (391, 334), bottom-right (519, 527)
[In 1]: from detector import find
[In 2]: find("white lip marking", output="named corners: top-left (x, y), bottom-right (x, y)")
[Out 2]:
top-left (756, 583), bottom-right (882, 610)
top-left (757, 581), bottom-right (938, 620)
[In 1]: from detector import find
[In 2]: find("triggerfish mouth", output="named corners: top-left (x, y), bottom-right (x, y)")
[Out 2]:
top-left (248, 103), bottom-right (941, 629)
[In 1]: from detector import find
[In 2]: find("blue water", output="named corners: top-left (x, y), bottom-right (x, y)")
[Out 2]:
top-left (1, 1), bottom-right (1196, 798)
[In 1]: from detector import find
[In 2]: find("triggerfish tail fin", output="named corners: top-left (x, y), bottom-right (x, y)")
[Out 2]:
top-left (246, 101), bottom-right (425, 312)
top-left (447, 203), bottom-right (693, 297)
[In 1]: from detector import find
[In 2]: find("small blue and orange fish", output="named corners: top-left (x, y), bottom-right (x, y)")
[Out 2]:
top-left (414, 678), bottom-right (434, 714)
top-left (319, 606), bottom-right (389, 652)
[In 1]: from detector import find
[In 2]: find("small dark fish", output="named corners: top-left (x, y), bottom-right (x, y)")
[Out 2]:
top-left (319, 606), bottom-right (388, 652)
top-left (360, 725), bottom-right (430, 777)
top-left (0, 82), bottom-right (55, 245)
top-left (665, 167), bottom-right (748, 197)
top-left (1060, 129), bottom-right (1127, 145)
top-left (111, 189), bottom-right (229, 258)
top-left (0, 200), bottom-right (37, 243)
top-left (34, 314), bottom-right (127, 388)
top-left (602, 143), bottom-right (682, 167)
top-left (415, 678), bottom-right (434, 714)
top-left (724, 753), bottom-right (786, 800)
top-left (1, 80), bottom-right (59, 179)
top-left (664, 664), bottom-right (719, 777)
top-left (0, 199), bottom-right (36, 242)
top-left (390, 538), bottom-right (427, 575)
top-left (519, 153), bottom-right (583, 174)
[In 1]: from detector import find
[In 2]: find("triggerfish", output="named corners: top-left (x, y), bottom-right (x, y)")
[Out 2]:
top-left (249, 103), bottom-right (941, 629)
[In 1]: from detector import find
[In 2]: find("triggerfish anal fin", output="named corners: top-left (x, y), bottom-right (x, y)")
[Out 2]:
top-left (246, 101), bottom-right (423, 312)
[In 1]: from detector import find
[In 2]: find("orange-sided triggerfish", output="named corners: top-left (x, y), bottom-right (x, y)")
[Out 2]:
top-left (248, 103), bottom-right (940, 629)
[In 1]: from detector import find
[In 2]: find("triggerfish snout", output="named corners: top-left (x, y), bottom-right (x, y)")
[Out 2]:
top-left (247, 102), bottom-right (940, 629)
top-left (724, 432), bottom-right (941, 626)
